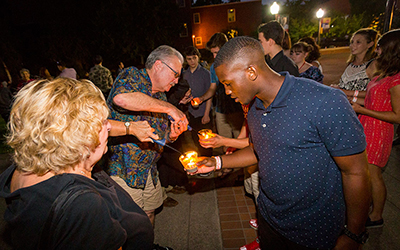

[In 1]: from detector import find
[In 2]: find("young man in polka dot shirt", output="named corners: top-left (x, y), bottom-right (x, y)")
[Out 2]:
top-left (196, 37), bottom-right (371, 249)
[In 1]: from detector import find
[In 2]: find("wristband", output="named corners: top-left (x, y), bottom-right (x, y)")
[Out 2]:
top-left (213, 156), bottom-right (222, 170)
top-left (352, 96), bottom-right (358, 103)
top-left (354, 90), bottom-right (359, 97)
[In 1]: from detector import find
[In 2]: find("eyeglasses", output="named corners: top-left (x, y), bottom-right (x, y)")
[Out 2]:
top-left (161, 61), bottom-right (180, 79)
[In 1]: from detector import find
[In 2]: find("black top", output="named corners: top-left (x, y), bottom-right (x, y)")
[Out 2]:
top-left (266, 50), bottom-right (299, 77)
top-left (0, 165), bottom-right (154, 250)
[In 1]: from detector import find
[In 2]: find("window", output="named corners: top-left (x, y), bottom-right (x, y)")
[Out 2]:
top-left (180, 23), bottom-right (188, 37)
top-left (194, 13), bottom-right (201, 24)
top-left (228, 9), bottom-right (236, 23)
top-left (195, 37), bottom-right (202, 46)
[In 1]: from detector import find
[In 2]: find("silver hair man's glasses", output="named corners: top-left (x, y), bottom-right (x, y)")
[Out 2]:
top-left (161, 61), bottom-right (180, 79)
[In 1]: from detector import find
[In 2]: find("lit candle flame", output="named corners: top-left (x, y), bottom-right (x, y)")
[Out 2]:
top-left (179, 151), bottom-right (199, 172)
top-left (198, 129), bottom-right (215, 140)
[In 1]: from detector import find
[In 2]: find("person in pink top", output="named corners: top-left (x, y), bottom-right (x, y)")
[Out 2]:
top-left (351, 28), bottom-right (400, 228)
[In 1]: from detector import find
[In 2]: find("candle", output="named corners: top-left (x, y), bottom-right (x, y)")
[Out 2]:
top-left (191, 99), bottom-right (199, 108)
top-left (179, 151), bottom-right (199, 172)
top-left (198, 129), bottom-right (216, 140)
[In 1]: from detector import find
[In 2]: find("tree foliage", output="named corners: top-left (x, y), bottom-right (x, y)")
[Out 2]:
top-left (349, 0), bottom-right (385, 28)
top-left (285, 0), bottom-right (384, 44)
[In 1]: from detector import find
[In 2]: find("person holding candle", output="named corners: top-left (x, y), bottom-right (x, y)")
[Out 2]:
top-left (196, 36), bottom-right (371, 249)
top-left (106, 45), bottom-right (188, 250)
top-left (191, 33), bottom-right (244, 177)
top-left (182, 46), bottom-right (213, 157)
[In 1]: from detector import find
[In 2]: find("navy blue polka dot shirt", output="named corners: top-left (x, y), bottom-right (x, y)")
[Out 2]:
top-left (248, 73), bottom-right (366, 249)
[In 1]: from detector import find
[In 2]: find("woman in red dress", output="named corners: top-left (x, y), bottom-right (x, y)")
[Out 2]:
top-left (352, 29), bottom-right (400, 228)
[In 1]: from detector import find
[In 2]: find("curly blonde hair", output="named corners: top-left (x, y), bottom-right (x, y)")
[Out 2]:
top-left (7, 78), bottom-right (109, 175)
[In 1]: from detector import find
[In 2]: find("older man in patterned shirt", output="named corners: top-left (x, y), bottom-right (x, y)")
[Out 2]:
top-left (106, 45), bottom-right (188, 236)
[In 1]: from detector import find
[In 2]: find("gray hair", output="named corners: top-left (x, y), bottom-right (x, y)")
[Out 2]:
top-left (145, 45), bottom-right (184, 69)
top-left (20, 68), bottom-right (30, 75)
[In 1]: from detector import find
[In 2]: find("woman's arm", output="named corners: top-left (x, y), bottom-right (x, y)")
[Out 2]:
top-left (352, 84), bottom-right (400, 124)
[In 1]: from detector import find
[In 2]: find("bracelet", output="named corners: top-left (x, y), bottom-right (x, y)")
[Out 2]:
top-left (354, 90), bottom-right (359, 97)
top-left (213, 156), bottom-right (222, 170)
top-left (352, 96), bottom-right (358, 103)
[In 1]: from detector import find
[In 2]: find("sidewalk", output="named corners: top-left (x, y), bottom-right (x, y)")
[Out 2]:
top-left (154, 144), bottom-right (400, 250)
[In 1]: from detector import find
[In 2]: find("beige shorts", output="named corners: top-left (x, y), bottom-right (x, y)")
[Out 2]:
top-left (244, 165), bottom-right (259, 204)
top-left (111, 173), bottom-right (163, 211)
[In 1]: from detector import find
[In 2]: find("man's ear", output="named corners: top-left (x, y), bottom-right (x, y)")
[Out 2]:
top-left (154, 60), bottom-right (162, 71)
top-left (267, 38), bottom-right (275, 46)
top-left (247, 66), bottom-right (258, 81)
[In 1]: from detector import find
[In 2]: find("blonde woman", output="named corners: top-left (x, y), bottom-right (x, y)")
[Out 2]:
top-left (336, 28), bottom-right (379, 91)
top-left (0, 78), bottom-right (155, 249)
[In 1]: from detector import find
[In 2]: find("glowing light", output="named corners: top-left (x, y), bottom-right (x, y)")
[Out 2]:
top-left (180, 151), bottom-right (199, 172)
top-left (198, 129), bottom-right (215, 140)
top-left (316, 8), bottom-right (324, 18)
top-left (270, 2), bottom-right (279, 15)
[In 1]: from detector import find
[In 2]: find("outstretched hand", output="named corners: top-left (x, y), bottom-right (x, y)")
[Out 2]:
top-left (199, 134), bottom-right (226, 148)
top-left (131, 121), bottom-right (160, 142)
top-left (179, 89), bottom-right (193, 105)
top-left (186, 157), bottom-right (216, 175)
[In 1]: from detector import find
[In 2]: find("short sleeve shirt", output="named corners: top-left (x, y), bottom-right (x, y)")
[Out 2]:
top-left (183, 65), bottom-right (211, 118)
top-left (247, 74), bottom-right (366, 249)
top-left (107, 67), bottom-right (169, 188)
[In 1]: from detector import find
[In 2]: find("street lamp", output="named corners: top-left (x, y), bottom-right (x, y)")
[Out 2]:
top-left (316, 8), bottom-right (324, 45)
top-left (270, 2), bottom-right (279, 20)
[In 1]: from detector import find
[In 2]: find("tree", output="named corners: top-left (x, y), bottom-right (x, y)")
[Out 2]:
top-left (349, 0), bottom-right (385, 28)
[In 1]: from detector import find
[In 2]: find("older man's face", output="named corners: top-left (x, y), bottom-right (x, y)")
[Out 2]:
top-left (154, 56), bottom-right (182, 93)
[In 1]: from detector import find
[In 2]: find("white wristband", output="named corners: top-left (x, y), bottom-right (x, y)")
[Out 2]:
top-left (354, 90), bottom-right (359, 97)
top-left (352, 96), bottom-right (358, 103)
top-left (213, 156), bottom-right (222, 170)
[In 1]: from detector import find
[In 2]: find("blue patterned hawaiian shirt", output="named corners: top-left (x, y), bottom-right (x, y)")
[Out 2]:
top-left (106, 67), bottom-right (169, 189)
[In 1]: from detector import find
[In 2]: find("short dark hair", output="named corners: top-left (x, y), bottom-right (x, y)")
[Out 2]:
top-left (93, 55), bottom-right (103, 65)
top-left (206, 33), bottom-right (228, 50)
top-left (376, 28), bottom-right (400, 78)
top-left (214, 36), bottom-right (263, 69)
top-left (183, 46), bottom-right (201, 58)
top-left (258, 21), bottom-right (285, 47)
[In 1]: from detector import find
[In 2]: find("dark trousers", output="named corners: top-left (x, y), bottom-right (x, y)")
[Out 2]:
top-left (258, 211), bottom-right (318, 250)
top-left (188, 112), bottom-right (213, 157)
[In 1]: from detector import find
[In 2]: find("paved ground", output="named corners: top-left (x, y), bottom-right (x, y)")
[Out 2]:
top-left (1, 47), bottom-right (400, 250)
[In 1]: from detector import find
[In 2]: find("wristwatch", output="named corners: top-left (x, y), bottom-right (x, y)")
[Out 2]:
top-left (124, 122), bottom-right (131, 135)
top-left (342, 225), bottom-right (369, 244)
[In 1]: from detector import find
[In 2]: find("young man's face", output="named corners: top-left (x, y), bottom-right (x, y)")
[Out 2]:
top-left (186, 55), bottom-right (199, 69)
top-left (215, 64), bottom-right (254, 105)
top-left (258, 32), bottom-right (270, 56)
top-left (210, 47), bottom-right (220, 58)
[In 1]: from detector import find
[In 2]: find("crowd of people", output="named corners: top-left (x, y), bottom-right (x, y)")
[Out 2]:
top-left (0, 18), bottom-right (399, 250)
